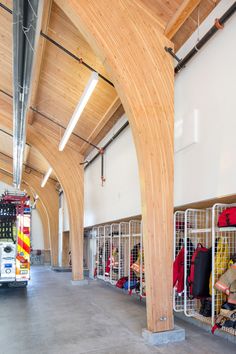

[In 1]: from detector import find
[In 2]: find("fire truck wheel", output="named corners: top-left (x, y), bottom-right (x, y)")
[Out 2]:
top-left (0, 283), bottom-right (9, 288)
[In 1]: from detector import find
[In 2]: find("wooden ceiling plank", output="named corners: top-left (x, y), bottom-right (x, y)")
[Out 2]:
top-left (79, 96), bottom-right (122, 154)
top-left (28, 0), bottom-right (53, 125)
top-left (165, 0), bottom-right (201, 40)
top-left (0, 156), bottom-right (12, 175)
top-left (172, 0), bottom-right (220, 51)
top-left (83, 104), bottom-right (125, 157)
top-left (0, 150), bottom-right (58, 183)
top-left (0, 4), bottom-right (13, 96)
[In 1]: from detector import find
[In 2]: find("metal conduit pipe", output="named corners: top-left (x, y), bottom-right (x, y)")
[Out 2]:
top-left (84, 121), bottom-right (129, 169)
top-left (12, 0), bottom-right (43, 188)
top-left (175, 2), bottom-right (236, 74)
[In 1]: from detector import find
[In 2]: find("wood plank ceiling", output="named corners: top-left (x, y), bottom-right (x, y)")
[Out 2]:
top-left (0, 0), bottom-right (220, 185)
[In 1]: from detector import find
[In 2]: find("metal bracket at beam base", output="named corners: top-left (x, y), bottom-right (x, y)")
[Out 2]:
top-left (71, 279), bottom-right (89, 286)
top-left (142, 326), bottom-right (185, 345)
top-left (164, 47), bottom-right (182, 62)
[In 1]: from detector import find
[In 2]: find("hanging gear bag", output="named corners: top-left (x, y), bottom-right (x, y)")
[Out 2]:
top-left (188, 243), bottom-right (212, 298)
top-left (173, 238), bottom-right (195, 294)
top-left (116, 277), bottom-right (128, 289)
top-left (218, 207), bottom-right (236, 227)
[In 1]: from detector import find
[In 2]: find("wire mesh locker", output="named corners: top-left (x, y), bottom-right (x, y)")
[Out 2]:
top-left (119, 222), bottom-right (130, 281)
top-left (184, 208), bottom-right (212, 322)
top-left (97, 226), bottom-right (105, 279)
top-left (88, 229), bottom-right (97, 279)
top-left (139, 221), bottom-right (145, 299)
top-left (93, 227), bottom-right (99, 278)
top-left (173, 211), bottom-right (185, 312)
top-left (212, 203), bottom-right (236, 336)
top-left (129, 220), bottom-right (144, 298)
top-left (92, 220), bottom-right (144, 299)
top-left (108, 224), bottom-right (120, 284)
top-left (104, 225), bottom-right (112, 282)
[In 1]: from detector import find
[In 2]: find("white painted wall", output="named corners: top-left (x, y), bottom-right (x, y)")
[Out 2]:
top-left (0, 181), bottom-right (44, 250)
top-left (83, 0), bottom-right (236, 226)
top-left (58, 207), bottom-right (63, 267)
top-left (58, 192), bottom-right (70, 264)
top-left (84, 116), bottom-right (141, 227)
top-left (58, 192), bottom-right (69, 232)
top-left (31, 209), bottom-right (44, 250)
top-left (62, 193), bottom-right (70, 231)
top-left (174, 0), bottom-right (236, 205)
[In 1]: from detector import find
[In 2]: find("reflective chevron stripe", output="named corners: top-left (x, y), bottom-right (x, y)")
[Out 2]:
top-left (16, 215), bottom-right (30, 280)
top-left (17, 234), bottom-right (30, 254)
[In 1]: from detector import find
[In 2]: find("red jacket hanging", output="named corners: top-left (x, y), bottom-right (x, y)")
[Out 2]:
top-left (173, 247), bottom-right (185, 294)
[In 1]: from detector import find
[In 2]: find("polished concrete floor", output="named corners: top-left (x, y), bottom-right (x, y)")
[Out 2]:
top-left (0, 266), bottom-right (235, 354)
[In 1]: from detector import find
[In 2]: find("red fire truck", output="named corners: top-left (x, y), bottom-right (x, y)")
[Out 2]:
top-left (0, 192), bottom-right (31, 288)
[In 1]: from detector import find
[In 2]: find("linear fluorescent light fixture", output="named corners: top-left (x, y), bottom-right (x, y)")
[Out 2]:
top-left (41, 167), bottom-right (53, 188)
top-left (59, 71), bottom-right (99, 151)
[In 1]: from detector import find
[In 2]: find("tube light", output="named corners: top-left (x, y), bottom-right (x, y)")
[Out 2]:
top-left (41, 167), bottom-right (53, 188)
top-left (59, 71), bottom-right (99, 151)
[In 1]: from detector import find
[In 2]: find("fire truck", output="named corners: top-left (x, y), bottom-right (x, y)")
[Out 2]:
top-left (0, 191), bottom-right (31, 288)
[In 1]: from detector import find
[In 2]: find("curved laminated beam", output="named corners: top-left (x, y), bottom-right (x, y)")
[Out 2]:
top-left (27, 126), bottom-right (84, 281)
top-left (23, 186), bottom-right (51, 253)
top-left (23, 172), bottom-right (59, 267)
top-left (23, 186), bottom-right (51, 252)
top-left (25, 183), bottom-right (51, 251)
top-left (33, 199), bottom-right (50, 251)
top-left (55, 0), bottom-right (174, 332)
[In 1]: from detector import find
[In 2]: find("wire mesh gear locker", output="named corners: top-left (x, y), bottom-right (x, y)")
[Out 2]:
top-left (107, 224), bottom-right (119, 284)
top-left (93, 227), bottom-right (99, 278)
top-left (184, 208), bottom-right (212, 323)
top-left (96, 226), bottom-right (105, 279)
top-left (119, 222), bottom-right (130, 281)
top-left (174, 205), bottom-right (236, 338)
top-left (212, 203), bottom-right (236, 335)
top-left (104, 224), bottom-right (112, 282)
top-left (173, 211), bottom-right (185, 312)
top-left (128, 220), bottom-right (145, 298)
top-left (92, 220), bottom-right (144, 298)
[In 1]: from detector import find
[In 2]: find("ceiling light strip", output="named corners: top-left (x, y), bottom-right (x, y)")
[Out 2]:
top-left (59, 71), bottom-right (99, 151)
top-left (41, 167), bottom-right (53, 188)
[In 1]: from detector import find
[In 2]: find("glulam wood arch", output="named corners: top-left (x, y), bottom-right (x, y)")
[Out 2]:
top-left (22, 186), bottom-right (51, 252)
top-left (22, 172), bottom-right (59, 267)
top-left (55, 0), bottom-right (174, 332)
top-left (31, 198), bottom-right (50, 251)
top-left (27, 126), bottom-right (84, 281)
